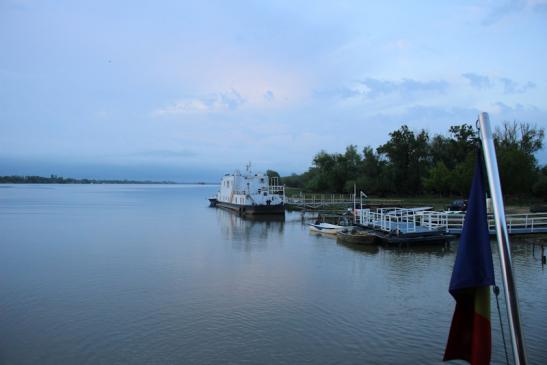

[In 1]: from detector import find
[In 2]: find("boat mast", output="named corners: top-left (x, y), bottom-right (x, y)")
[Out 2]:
top-left (478, 112), bottom-right (528, 365)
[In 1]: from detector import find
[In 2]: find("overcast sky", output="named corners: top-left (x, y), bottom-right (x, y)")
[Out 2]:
top-left (1, 0), bottom-right (546, 181)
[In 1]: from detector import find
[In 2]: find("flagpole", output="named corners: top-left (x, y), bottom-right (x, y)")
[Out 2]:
top-left (478, 112), bottom-right (528, 365)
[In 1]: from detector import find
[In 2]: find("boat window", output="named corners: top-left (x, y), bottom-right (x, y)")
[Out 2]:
top-left (263, 192), bottom-right (267, 196)
top-left (260, 178), bottom-right (264, 183)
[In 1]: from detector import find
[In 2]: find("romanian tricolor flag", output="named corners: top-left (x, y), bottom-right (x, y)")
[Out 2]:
top-left (444, 150), bottom-right (495, 365)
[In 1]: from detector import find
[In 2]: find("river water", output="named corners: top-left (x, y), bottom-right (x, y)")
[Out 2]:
top-left (0, 184), bottom-right (545, 364)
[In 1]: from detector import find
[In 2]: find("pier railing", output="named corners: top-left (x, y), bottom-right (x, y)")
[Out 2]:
top-left (357, 208), bottom-right (547, 235)
top-left (431, 212), bottom-right (547, 234)
top-left (286, 194), bottom-right (402, 210)
top-left (359, 208), bottom-right (419, 234)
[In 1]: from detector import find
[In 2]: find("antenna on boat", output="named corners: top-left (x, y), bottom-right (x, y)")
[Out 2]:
top-left (246, 161), bottom-right (251, 173)
top-left (479, 112), bottom-right (528, 365)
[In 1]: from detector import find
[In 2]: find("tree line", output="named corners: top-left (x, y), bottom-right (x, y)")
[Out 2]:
top-left (279, 122), bottom-right (547, 198)
top-left (0, 175), bottom-right (176, 184)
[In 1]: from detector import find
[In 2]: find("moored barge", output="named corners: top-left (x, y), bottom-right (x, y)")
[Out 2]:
top-left (210, 164), bottom-right (285, 216)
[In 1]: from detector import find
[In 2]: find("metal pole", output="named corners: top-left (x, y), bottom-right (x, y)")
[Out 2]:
top-left (360, 192), bottom-right (363, 225)
top-left (478, 112), bottom-right (527, 365)
top-left (353, 184), bottom-right (357, 224)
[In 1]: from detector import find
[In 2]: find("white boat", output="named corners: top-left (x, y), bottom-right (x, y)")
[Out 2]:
top-left (308, 222), bottom-right (346, 235)
top-left (210, 163), bottom-right (285, 215)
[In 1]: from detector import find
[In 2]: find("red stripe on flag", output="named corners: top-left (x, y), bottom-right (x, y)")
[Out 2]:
top-left (444, 291), bottom-right (491, 365)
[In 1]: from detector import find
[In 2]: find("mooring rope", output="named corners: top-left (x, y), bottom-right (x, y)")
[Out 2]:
top-left (493, 285), bottom-right (510, 365)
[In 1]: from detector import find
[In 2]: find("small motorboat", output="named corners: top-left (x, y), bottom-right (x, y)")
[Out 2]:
top-left (308, 222), bottom-right (346, 235)
top-left (336, 229), bottom-right (376, 245)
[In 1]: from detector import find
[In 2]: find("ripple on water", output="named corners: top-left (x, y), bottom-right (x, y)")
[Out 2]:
top-left (1, 186), bottom-right (546, 364)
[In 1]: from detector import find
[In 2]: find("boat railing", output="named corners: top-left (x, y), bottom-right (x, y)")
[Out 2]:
top-left (269, 185), bottom-right (285, 195)
top-left (269, 177), bottom-right (285, 196)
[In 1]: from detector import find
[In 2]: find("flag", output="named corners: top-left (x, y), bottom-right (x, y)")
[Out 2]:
top-left (444, 150), bottom-right (495, 365)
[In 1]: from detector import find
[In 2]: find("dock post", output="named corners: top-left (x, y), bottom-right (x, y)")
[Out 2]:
top-left (542, 245), bottom-right (546, 265)
top-left (479, 112), bottom-right (528, 365)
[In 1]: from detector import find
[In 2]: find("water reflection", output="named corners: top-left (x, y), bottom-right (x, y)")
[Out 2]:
top-left (324, 229), bottom-right (452, 257)
top-left (336, 240), bottom-right (380, 256)
top-left (382, 244), bottom-right (452, 257)
top-left (215, 208), bottom-right (285, 251)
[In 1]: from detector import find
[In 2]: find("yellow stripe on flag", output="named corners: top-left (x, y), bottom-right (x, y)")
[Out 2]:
top-left (474, 286), bottom-right (490, 319)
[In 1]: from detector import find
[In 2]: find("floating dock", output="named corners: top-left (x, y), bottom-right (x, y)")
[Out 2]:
top-left (355, 208), bottom-right (547, 243)
top-left (355, 208), bottom-right (452, 246)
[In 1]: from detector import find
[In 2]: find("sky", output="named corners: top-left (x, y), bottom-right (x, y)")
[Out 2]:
top-left (1, 0), bottom-right (547, 181)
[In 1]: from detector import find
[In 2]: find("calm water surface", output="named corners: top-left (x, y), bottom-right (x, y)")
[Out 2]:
top-left (0, 184), bottom-right (546, 364)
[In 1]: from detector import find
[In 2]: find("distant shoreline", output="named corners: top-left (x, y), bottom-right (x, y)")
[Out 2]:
top-left (0, 175), bottom-right (217, 185)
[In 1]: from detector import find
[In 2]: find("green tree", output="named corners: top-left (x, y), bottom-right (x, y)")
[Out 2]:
top-left (494, 122), bottom-right (544, 195)
top-left (266, 169), bottom-right (282, 184)
top-left (377, 125), bottom-right (430, 194)
top-left (282, 121), bottom-right (544, 198)
top-left (532, 172), bottom-right (547, 200)
top-left (283, 173), bottom-right (305, 188)
top-left (423, 161), bottom-right (451, 195)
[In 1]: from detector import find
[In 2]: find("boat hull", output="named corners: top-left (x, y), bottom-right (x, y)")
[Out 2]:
top-left (308, 223), bottom-right (346, 235)
top-left (215, 201), bottom-right (285, 215)
top-left (336, 230), bottom-right (377, 245)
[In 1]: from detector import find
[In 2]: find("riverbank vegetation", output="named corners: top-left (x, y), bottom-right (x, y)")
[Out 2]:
top-left (281, 122), bottom-right (546, 199)
top-left (0, 175), bottom-right (177, 184)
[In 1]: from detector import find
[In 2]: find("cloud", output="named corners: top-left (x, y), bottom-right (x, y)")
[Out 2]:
top-left (481, 0), bottom-right (527, 25)
top-left (320, 78), bottom-right (449, 101)
top-left (499, 78), bottom-right (536, 94)
top-left (492, 101), bottom-right (540, 114)
top-left (462, 72), bottom-right (492, 89)
top-left (154, 89), bottom-right (245, 115)
top-left (313, 87), bottom-right (360, 100)
top-left (133, 149), bottom-right (197, 158)
top-left (533, 1), bottom-right (547, 13)
top-left (402, 105), bottom-right (479, 123)
top-left (263, 90), bottom-right (274, 102)
top-left (462, 73), bottom-right (536, 94)
top-left (481, 0), bottom-right (547, 25)
top-left (360, 78), bottom-right (449, 98)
